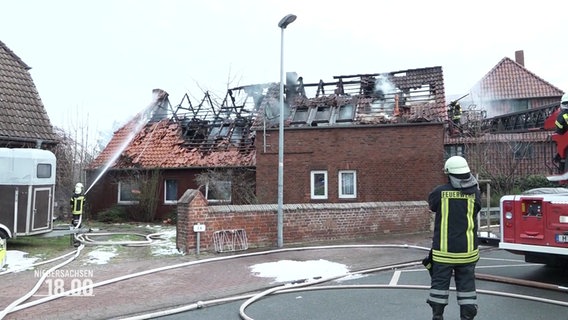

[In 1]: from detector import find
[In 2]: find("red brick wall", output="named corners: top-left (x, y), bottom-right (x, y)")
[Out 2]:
top-left (87, 169), bottom-right (204, 221)
top-left (255, 123), bottom-right (446, 204)
top-left (177, 189), bottom-right (431, 254)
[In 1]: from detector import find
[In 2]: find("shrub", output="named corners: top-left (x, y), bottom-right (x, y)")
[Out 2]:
top-left (96, 206), bottom-right (128, 223)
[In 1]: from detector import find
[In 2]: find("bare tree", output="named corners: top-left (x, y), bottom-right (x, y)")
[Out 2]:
top-left (51, 106), bottom-right (108, 219)
top-left (195, 168), bottom-right (257, 205)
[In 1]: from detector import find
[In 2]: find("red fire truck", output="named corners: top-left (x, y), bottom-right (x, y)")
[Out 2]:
top-left (498, 104), bottom-right (568, 266)
top-left (499, 188), bottom-right (568, 266)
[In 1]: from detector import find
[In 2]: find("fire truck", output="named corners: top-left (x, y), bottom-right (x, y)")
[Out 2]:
top-left (497, 104), bottom-right (568, 266)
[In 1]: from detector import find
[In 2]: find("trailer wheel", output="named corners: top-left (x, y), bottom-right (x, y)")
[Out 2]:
top-left (0, 230), bottom-right (8, 240)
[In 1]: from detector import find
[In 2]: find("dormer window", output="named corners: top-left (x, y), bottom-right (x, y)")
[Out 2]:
top-left (336, 104), bottom-right (355, 122)
top-left (292, 107), bottom-right (310, 124)
top-left (313, 106), bottom-right (331, 123)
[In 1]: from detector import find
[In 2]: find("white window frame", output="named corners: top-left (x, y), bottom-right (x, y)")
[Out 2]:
top-left (310, 170), bottom-right (328, 199)
top-left (338, 170), bottom-right (357, 199)
top-left (205, 180), bottom-right (232, 203)
top-left (164, 179), bottom-right (178, 204)
top-left (117, 180), bottom-right (140, 205)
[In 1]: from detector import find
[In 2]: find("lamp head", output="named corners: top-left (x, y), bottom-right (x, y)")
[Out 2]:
top-left (278, 14), bottom-right (297, 29)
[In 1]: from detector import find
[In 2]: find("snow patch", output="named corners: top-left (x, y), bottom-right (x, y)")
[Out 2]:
top-left (250, 259), bottom-right (349, 283)
top-left (2, 250), bottom-right (40, 272)
top-left (84, 246), bottom-right (117, 265)
top-left (145, 225), bottom-right (181, 256)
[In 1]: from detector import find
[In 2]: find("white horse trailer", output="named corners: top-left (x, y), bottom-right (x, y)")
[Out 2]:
top-left (0, 148), bottom-right (56, 240)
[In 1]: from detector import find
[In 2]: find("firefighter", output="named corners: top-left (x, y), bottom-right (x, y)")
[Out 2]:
top-left (426, 156), bottom-right (481, 320)
top-left (449, 101), bottom-right (462, 134)
top-left (553, 93), bottom-right (568, 172)
top-left (70, 182), bottom-right (85, 229)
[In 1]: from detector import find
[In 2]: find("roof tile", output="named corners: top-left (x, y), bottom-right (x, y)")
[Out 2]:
top-left (474, 57), bottom-right (564, 100)
top-left (0, 40), bottom-right (58, 145)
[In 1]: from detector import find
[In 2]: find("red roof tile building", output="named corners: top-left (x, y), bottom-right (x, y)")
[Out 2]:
top-left (471, 50), bottom-right (563, 117)
top-left (446, 51), bottom-right (565, 192)
top-left (86, 67), bottom-right (448, 220)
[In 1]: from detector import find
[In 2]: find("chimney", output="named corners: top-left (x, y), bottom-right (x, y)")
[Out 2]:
top-left (150, 88), bottom-right (169, 122)
top-left (515, 50), bottom-right (525, 66)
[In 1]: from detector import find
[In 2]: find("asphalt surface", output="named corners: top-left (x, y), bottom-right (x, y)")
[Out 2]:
top-left (1, 232), bottom-right (567, 320)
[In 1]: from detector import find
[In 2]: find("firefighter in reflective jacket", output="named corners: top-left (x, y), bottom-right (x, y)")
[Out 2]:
top-left (70, 182), bottom-right (85, 228)
top-left (449, 101), bottom-right (462, 134)
top-left (553, 93), bottom-right (568, 172)
top-left (426, 156), bottom-right (481, 320)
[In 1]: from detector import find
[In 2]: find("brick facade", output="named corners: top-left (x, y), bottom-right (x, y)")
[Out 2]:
top-left (177, 189), bottom-right (431, 254)
top-left (255, 123), bottom-right (446, 204)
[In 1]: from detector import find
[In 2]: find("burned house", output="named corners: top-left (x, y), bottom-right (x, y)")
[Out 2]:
top-left (86, 88), bottom-right (258, 221)
top-left (86, 66), bottom-right (449, 220)
top-left (255, 67), bottom-right (448, 204)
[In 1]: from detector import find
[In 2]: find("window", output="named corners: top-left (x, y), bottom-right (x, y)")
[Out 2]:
top-left (444, 144), bottom-right (465, 158)
top-left (118, 180), bottom-right (141, 204)
top-left (313, 106), bottom-right (331, 123)
top-left (510, 99), bottom-right (529, 113)
top-left (206, 180), bottom-right (232, 203)
top-left (310, 170), bottom-right (328, 199)
top-left (292, 108), bottom-right (310, 124)
top-left (512, 142), bottom-right (533, 159)
top-left (209, 125), bottom-right (230, 139)
top-left (37, 163), bottom-right (52, 179)
top-left (339, 170), bottom-right (357, 198)
top-left (336, 105), bottom-right (355, 122)
top-left (164, 179), bottom-right (178, 204)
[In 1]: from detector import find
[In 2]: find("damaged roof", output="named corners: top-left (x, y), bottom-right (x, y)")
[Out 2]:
top-left (473, 57), bottom-right (564, 100)
top-left (89, 66), bottom-right (446, 171)
top-left (87, 89), bottom-right (256, 170)
top-left (258, 66), bottom-right (447, 128)
top-left (0, 40), bottom-right (58, 146)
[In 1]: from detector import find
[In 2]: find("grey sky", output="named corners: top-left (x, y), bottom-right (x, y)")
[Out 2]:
top-left (1, 0), bottom-right (566, 138)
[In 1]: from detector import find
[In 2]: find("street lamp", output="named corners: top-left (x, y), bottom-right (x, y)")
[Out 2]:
top-left (277, 14), bottom-right (296, 248)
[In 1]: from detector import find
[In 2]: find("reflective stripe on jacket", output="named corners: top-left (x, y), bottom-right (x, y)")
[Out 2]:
top-left (428, 185), bottom-right (480, 265)
top-left (71, 195), bottom-right (85, 215)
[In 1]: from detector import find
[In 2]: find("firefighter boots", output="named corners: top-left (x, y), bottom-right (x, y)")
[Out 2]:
top-left (460, 304), bottom-right (478, 320)
top-left (428, 301), bottom-right (445, 320)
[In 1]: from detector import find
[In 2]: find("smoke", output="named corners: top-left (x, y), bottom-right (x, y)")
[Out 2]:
top-left (85, 90), bottom-right (169, 194)
top-left (374, 74), bottom-right (396, 99)
top-left (469, 83), bottom-right (499, 118)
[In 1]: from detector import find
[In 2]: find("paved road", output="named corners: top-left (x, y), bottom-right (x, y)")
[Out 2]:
top-left (156, 249), bottom-right (568, 320)
top-left (2, 233), bottom-right (568, 320)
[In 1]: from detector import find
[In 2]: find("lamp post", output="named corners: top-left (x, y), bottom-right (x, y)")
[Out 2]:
top-left (277, 14), bottom-right (296, 248)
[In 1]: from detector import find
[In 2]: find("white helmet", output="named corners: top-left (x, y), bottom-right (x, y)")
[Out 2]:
top-left (74, 183), bottom-right (84, 194)
top-left (444, 156), bottom-right (470, 175)
top-left (562, 93), bottom-right (568, 110)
